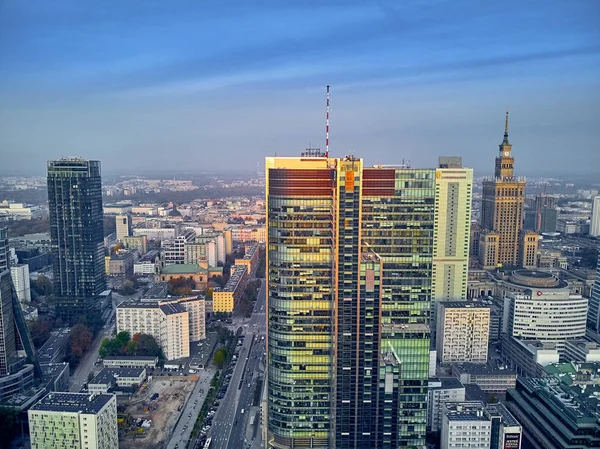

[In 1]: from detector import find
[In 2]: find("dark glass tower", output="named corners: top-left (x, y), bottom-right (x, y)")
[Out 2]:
top-left (47, 158), bottom-right (106, 319)
top-left (266, 155), bottom-right (435, 449)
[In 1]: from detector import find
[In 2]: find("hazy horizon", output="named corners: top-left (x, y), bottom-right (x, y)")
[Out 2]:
top-left (1, 1), bottom-right (599, 176)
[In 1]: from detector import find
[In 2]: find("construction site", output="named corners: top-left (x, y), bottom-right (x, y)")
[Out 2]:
top-left (118, 377), bottom-right (197, 449)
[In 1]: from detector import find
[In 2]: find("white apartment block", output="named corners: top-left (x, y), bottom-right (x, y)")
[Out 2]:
top-left (431, 160), bottom-right (473, 344)
top-left (10, 263), bottom-right (31, 302)
top-left (437, 302), bottom-right (490, 364)
top-left (428, 377), bottom-right (466, 432)
top-left (590, 196), bottom-right (600, 237)
top-left (115, 214), bottom-right (132, 241)
top-left (116, 296), bottom-right (205, 360)
top-left (184, 240), bottom-right (218, 267)
top-left (441, 402), bottom-right (491, 449)
top-left (133, 261), bottom-right (159, 275)
top-left (28, 393), bottom-right (118, 449)
top-left (163, 229), bottom-right (196, 264)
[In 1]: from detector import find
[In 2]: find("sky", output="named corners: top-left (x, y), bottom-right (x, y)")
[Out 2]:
top-left (1, 0), bottom-right (599, 177)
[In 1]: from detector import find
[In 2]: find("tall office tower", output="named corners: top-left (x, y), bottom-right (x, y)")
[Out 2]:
top-left (517, 231), bottom-right (539, 269)
top-left (47, 158), bottom-right (106, 319)
top-left (431, 157), bottom-right (473, 344)
top-left (0, 227), bottom-right (42, 396)
top-left (590, 196), bottom-right (600, 237)
top-left (534, 195), bottom-right (557, 232)
top-left (588, 250), bottom-right (600, 333)
top-left (469, 222), bottom-right (481, 262)
top-left (480, 113), bottom-right (526, 267)
top-left (115, 214), bottom-right (132, 241)
top-left (266, 153), bottom-right (435, 449)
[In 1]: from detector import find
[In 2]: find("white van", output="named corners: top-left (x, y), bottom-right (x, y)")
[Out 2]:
top-left (241, 409), bottom-right (245, 414)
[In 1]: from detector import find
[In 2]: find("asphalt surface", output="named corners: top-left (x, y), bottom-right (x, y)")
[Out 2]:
top-left (208, 279), bottom-right (267, 449)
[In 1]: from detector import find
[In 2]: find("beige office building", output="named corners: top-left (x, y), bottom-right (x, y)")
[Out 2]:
top-left (116, 214), bottom-right (132, 241)
top-left (437, 302), bottom-right (490, 364)
top-left (28, 392), bottom-right (118, 449)
top-left (431, 157), bottom-right (473, 343)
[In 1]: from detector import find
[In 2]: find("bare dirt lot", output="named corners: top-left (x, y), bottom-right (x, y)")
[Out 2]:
top-left (119, 377), bottom-right (196, 449)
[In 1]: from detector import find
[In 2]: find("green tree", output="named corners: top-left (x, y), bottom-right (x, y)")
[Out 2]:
top-left (116, 331), bottom-right (131, 345)
top-left (28, 318), bottom-right (53, 348)
top-left (167, 277), bottom-right (196, 296)
top-left (31, 275), bottom-right (53, 296)
top-left (134, 334), bottom-right (161, 357)
top-left (0, 406), bottom-right (19, 449)
top-left (213, 348), bottom-right (228, 368)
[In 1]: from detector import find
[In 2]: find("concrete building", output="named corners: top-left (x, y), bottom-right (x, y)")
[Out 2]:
top-left (213, 264), bottom-right (249, 313)
top-left (590, 195), bottom-right (600, 237)
top-left (115, 214), bottom-right (132, 241)
top-left (235, 242), bottom-right (260, 277)
top-left (0, 201), bottom-right (43, 220)
top-left (431, 158), bottom-right (473, 343)
top-left (588, 250), bottom-right (600, 333)
top-left (501, 336), bottom-right (559, 377)
top-left (480, 113), bottom-right (527, 267)
top-left (163, 229), bottom-right (196, 264)
top-left (47, 158), bottom-right (106, 318)
top-left (485, 403), bottom-right (522, 449)
top-left (184, 240), bottom-right (218, 267)
top-left (441, 401), bottom-right (491, 449)
top-left (175, 295), bottom-right (206, 342)
top-left (88, 368), bottom-right (146, 394)
top-left (102, 356), bottom-right (158, 369)
top-left (106, 252), bottom-right (134, 276)
top-left (10, 263), bottom-right (31, 302)
top-left (40, 362), bottom-right (70, 393)
top-left (116, 302), bottom-right (190, 360)
top-left (437, 302), bottom-right (490, 364)
top-left (452, 363), bottom-right (517, 394)
top-left (479, 232), bottom-right (500, 270)
top-left (427, 377), bottom-right (466, 432)
top-left (28, 392), bottom-right (118, 449)
top-left (504, 288), bottom-right (588, 354)
top-left (122, 235), bottom-right (147, 253)
top-left (518, 231), bottom-right (539, 269)
top-left (564, 338), bottom-right (600, 362)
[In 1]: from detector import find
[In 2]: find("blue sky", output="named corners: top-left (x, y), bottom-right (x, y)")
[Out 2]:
top-left (1, 0), bottom-right (599, 175)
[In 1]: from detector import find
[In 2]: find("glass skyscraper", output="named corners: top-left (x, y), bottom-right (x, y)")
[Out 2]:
top-left (47, 158), bottom-right (106, 319)
top-left (266, 153), bottom-right (437, 449)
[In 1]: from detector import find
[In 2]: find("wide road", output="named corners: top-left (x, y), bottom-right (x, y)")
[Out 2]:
top-left (208, 279), bottom-right (267, 449)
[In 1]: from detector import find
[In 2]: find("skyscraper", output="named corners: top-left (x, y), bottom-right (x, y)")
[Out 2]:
top-left (115, 214), bottom-right (132, 241)
top-left (431, 157), bottom-right (473, 343)
top-left (47, 158), bottom-right (106, 319)
top-left (0, 227), bottom-right (42, 398)
top-left (480, 113), bottom-right (527, 267)
top-left (588, 250), bottom-right (600, 333)
top-left (266, 152), bottom-right (435, 448)
top-left (590, 196), bottom-right (600, 237)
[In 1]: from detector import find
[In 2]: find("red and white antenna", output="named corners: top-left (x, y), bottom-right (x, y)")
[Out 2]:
top-left (325, 85), bottom-right (330, 158)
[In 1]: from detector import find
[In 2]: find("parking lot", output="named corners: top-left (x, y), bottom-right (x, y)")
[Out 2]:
top-left (119, 377), bottom-right (196, 449)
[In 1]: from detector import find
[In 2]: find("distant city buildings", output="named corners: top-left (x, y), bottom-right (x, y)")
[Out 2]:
top-left (28, 392), bottom-right (118, 449)
top-left (0, 200), bottom-right (44, 220)
top-left (47, 158), bottom-right (106, 318)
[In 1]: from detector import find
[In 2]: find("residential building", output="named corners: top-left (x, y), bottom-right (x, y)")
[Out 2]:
top-left (184, 239), bottom-right (218, 267)
top-left (436, 302), bottom-right (490, 364)
top-left (564, 338), bottom-right (600, 362)
top-left (10, 263), bottom-right (31, 302)
top-left (102, 356), bottom-right (158, 370)
top-left (479, 232), bottom-right (500, 269)
top-left (590, 196), bottom-right (600, 237)
top-left (88, 368), bottom-right (146, 394)
top-left (213, 264), bottom-right (249, 313)
top-left (28, 392), bottom-right (118, 449)
top-left (440, 401), bottom-right (491, 449)
top-left (480, 113), bottom-right (528, 267)
top-left (163, 229), bottom-right (196, 264)
top-left (485, 403), bottom-right (522, 449)
top-left (106, 252), bottom-right (134, 276)
top-left (121, 235), bottom-right (147, 253)
top-left (427, 377), bottom-right (466, 432)
top-left (451, 363), bottom-right (517, 394)
top-left (155, 262), bottom-right (222, 289)
top-left (175, 295), bottom-right (206, 341)
top-left (517, 231), bottom-right (539, 269)
top-left (47, 158), bottom-right (106, 318)
top-left (431, 158), bottom-right (473, 344)
top-left (266, 154), bottom-right (435, 448)
top-left (507, 371), bottom-right (600, 448)
top-left (235, 242), bottom-right (260, 277)
top-left (115, 214), bottom-right (132, 241)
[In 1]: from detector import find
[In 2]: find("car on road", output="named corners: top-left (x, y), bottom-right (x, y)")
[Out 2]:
top-left (241, 408), bottom-right (245, 414)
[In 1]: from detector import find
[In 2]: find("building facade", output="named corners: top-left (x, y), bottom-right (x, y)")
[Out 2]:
top-left (588, 250), bottom-right (600, 333)
top-left (480, 114), bottom-right (527, 267)
top-left (517, 231), bottom-right (539, 269)
top-left (436, 302), bottom-right (490, 364)
top-left (590, 196), bottom-right (600, 237)
top-left (212, 264), bottom-right (249, 313)
top-left (440, 402), bottom-right (492, 449)
top-left (47, 158), bottom-right (106, 318)
top-left (266, 154), bottom-right (434, 449)
top-left (115, 214), bottom-right (132, 241)
top-left (427, 377), bottom-right (466, 432)
top-left (431, 158), bottom-right (473, 343)
top-left (10, 263), bottom-right (31, 302)
top-left (28, 392), bottom-right (118, 449)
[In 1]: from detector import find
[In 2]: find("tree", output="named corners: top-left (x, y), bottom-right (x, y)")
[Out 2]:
top-left (120, 280), bottom-right (136, 295)
top-left (167, 277), bottom-right (196, 296)
top-left (31, 275), bottom-right (53, 296)
top-left (0, 406), bottom-right (19, 449)
top-left (28, 318), bottom-right (53, 348)
top-left (134, 334), bottom-right (161, 357)
top-left (213, 348), bottom-right (228, 368)
top-left (67, 324), bottom-right (93, 365)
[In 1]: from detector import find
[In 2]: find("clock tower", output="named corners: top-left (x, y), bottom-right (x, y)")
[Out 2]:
top-left (495, 111), bottom-right (514, 179)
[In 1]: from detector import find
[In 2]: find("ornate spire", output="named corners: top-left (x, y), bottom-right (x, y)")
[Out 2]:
top-left (503, 111), bottom-right (510, 144)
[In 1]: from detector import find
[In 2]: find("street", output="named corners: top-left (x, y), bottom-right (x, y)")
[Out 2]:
top-left (208, 279), bottom-right (266, 449)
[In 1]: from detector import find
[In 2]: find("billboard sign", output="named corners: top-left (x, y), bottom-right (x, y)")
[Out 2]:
top-left (503, 433), bottom-right (521, 449)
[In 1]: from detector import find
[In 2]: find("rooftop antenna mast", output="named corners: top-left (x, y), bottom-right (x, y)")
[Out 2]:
top-left (325, 85), bottom-right (330, 158)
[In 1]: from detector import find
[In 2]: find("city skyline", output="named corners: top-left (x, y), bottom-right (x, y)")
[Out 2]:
top-left (1, 1), bottom-right (599, 175)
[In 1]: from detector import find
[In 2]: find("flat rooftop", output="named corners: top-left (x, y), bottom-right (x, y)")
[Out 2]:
top-left (90, 368), bottom-right (145, 385)
top-left (441, 301), bottom-right (491, 309)
top-left (103, 356), bottom-right (158, 361)
top-left (485, 403), bottom-right (520, 426)
top-left (30, 392), bottom-right (115, 414)
top-left (160, 302), bottom-right (186, 315)
top-left (453, 363), bottom-right (516, 376)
